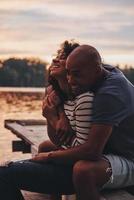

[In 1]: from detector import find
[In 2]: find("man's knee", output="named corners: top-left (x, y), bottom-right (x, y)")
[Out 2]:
top-left (73, 160), bottom-right (96, 185)
top-left (73, 159), bottom-right (112, 188)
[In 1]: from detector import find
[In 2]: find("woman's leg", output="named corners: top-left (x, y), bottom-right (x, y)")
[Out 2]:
top-left (0, 159), bottom-right (74, 200)
top-left (0, 176), bottom-right (24, 200)
top-left (38, 140), bottom-right (62, 200)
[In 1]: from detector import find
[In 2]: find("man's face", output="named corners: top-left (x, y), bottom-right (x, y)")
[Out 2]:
top-left (66, 56), bottom-right (98, 96)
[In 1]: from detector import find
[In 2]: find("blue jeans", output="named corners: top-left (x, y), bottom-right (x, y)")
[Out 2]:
top-left (0, 159), bottom-right (74, 200)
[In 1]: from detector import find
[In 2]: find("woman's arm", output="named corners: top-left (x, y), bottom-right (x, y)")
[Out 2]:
top-left (42, 86), bottom-right (60, 129)
top-left (42, 86), bottom-right (74, 146)
top-left (56, 107), bottom-right (75, 146)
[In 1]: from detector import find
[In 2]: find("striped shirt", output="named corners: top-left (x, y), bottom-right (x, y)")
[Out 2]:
top-left (63, 91), bottom-right (94, 148)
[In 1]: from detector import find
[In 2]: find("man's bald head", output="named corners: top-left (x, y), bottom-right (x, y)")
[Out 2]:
top-left (66, 45), bottom-right (104, 96)
top-left (66, 45), bottom-right (102, 70)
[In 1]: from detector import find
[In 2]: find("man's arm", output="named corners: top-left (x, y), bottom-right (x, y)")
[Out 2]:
top-left (32, 124), bottom-right (112, 164)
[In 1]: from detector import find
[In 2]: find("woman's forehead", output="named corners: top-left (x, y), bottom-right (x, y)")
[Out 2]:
top-left (57, 51), bottom-right (67, 59)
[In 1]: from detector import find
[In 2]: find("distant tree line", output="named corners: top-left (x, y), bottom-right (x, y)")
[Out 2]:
top-left (121, 65), bottom-right (134, 85)
top-left (0, 58), bottom-right (134, 87)
top-left (0, 58), bottom-right (48, 87)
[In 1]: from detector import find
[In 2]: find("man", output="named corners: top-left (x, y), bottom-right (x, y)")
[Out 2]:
top-left (65, 45), bottom-right (134, 200)
top-left (0, 45), bottom-right (134, 200)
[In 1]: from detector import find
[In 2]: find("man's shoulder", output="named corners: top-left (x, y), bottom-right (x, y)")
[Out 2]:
top-left (98, 65), bottom-right (133, 96)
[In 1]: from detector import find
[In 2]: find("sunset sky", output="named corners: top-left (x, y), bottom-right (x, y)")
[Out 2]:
top-left (0, 0), bottom-right (134, 67)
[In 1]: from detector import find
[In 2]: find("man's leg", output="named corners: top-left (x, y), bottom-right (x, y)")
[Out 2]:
top-left (73, 159), bottom-right (111, 200)
top-left (0, 159), bottom-right (74, 200)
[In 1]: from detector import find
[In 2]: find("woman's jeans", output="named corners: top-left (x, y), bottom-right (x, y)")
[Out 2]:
top-left (0, 159), bottom-right (74, 200)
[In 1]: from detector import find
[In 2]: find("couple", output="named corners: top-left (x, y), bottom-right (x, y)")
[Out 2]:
top-left (1, 41), bottom-right (134, 200)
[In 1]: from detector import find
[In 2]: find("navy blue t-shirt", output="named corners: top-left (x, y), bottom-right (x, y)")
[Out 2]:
top-left (92, 65), bottom-right (134, 160)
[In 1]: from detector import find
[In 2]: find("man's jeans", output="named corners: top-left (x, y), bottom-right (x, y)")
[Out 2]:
top-left (0, 160), bottom-right (74, 200)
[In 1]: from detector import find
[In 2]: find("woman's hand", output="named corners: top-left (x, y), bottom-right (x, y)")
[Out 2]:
top-left (42, 96), bottom-right (57, 118)
top-left (56, 115), bottom-right (75, 146)
top-left (42, 90), bottom-right (61, 118)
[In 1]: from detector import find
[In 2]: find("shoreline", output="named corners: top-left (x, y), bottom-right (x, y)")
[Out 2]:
top-left (0, 91), bottom-right (45, 103)
top-left (0, 87), bottom-right (45, 93)
top-left (0, 90), bottom-right (44, 162)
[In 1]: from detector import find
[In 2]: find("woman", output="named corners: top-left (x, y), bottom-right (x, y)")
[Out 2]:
top-left (39, 40), bottom-right (94, 153)
top-left (0, 41), bottom-right (94, 200)
top-left (39, 40), bottom-right (94, 200)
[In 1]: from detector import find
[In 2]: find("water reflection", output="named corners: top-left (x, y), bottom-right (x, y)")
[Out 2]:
top-left (0, 89), bottom-right (44, 161)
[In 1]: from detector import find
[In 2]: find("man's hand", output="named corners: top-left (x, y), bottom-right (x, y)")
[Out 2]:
top-left (31, 152), bottom-right (50, 163)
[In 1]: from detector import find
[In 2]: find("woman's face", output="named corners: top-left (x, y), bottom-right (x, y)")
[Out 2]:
top-left (49, 52), bottom-right (67, 79)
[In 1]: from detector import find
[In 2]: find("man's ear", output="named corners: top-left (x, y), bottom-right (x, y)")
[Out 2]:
top-left (95, 65), bottom-right (101, 75)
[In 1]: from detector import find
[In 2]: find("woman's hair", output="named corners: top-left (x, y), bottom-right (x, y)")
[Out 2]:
top-left (48, 40), bottom-right (80, 101)
top-left (56, 40), bottom-right (80, 59)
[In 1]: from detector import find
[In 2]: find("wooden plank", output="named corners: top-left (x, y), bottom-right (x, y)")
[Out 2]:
top-left (102, 189), bottom-right (134, 200)
top-left (61, 189), bottom-right (134, 200)
top-left (22, 190), bottom-right (51, 200)
top-left (5, 119), bottom-right (47, 126)
top-left (5, 121), bottom-right (48, 147)
top-left (12, 140), bottom-right (31, 153)
top-left (58, 190), bottom-right (134, 200)
top-left (62, 195), bottom-right (76, 200)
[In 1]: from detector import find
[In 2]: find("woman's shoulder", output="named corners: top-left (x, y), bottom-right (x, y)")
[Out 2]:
top-left (76, 91), bottom-right (94, 100)
top-left (75, 91), bottom-right (94, 106)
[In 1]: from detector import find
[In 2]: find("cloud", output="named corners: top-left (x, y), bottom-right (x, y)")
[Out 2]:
top-left (0, 48), bottom-right (31, 55)
top-left (0, 0), bottom-right (134, 65)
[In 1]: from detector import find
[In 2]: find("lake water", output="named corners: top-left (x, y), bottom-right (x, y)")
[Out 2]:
top-left (0, 87), bottom-right (45, 162)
